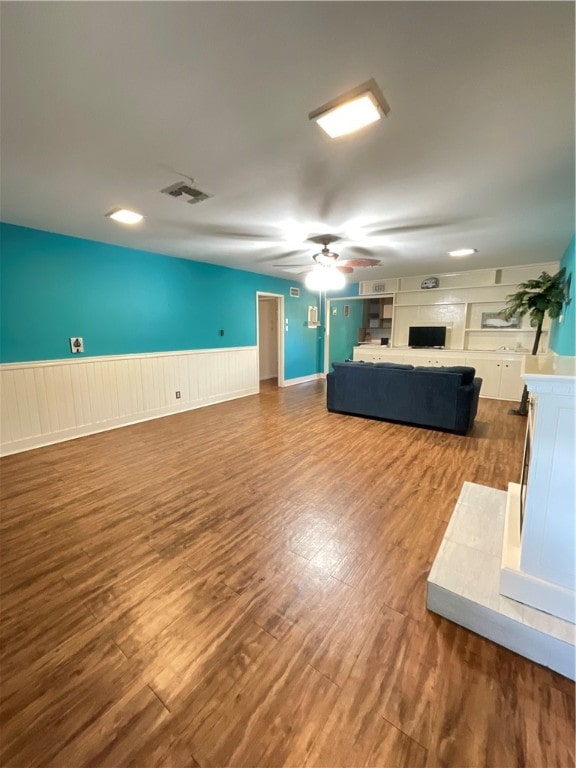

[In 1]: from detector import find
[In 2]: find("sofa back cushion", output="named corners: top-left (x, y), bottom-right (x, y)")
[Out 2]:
top-left (373, 362), bottom-right (414, 371)
top-left (332, 361), bottom-right (373, 370)
top-left (413, 365), bottom-right (476, 385)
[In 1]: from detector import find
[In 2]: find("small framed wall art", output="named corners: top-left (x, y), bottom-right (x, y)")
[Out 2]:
top-left (481, 312), bottom-right (520, 329)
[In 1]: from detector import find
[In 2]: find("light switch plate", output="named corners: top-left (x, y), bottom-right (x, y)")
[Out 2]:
top-left (69, 337), bottom-right (84, 353)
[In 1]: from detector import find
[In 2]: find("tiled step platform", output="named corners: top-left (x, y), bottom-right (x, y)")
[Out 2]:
top-left (427, 481), bottom-right (575, 679)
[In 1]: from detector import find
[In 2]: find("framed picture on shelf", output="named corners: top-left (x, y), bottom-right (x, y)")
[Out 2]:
top-left (481, 312), bottom-right (520, 329)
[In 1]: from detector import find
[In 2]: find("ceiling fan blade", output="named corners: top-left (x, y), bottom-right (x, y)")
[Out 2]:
top-left (296, 160), bottom-right (343, 222)
top-left (346, 246), bottom-right (375, 258)
top-left (206, 229), bottom-right (275, 241)
top-left (338, 258), bottom-right (381, 267)
top-left (368, 223), bottom-right (448, 237)
top-left (176, 222), bottom-right (282, 241)
top-left (259, 249), bottom-right (306, 264)
top-left (219, 231), bottom-right (275, 241)
top-left (336, 266), bottom-right (354, 274)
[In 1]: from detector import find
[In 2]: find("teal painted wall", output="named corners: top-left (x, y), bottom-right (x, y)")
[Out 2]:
top-left (328, 298), bottom-right (364, 368)
top-left (549, 235), bottom-right (575, 356)
top-left (316, 283), bottom-right (360, 371)
top-left (0, 223), bottom-right (325, 380)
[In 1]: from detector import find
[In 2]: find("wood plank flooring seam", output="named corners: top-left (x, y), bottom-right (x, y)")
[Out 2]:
top-left (147, 683), bottom-right (173, 714)
top-left (379, 710), bottom-right (431, 754)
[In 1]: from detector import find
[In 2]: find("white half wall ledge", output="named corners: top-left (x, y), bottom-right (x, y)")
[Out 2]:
top-left (0, 347), bottom-right (259, 456)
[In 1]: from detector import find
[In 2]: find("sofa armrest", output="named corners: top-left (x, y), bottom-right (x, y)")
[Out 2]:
top-left (470, 377), bottom-right (482, 428)
top-left (452, 378), bottom-right (483, 434)
top-left (454, 378), bottom-right (482, 434)
top-left (326, 372), bottom-right (336, 411)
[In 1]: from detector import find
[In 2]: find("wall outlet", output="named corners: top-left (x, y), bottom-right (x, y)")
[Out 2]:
top-left (175, 391), bottom-right (181, 399)
top-left (69, 337), bottom-right (84, 353)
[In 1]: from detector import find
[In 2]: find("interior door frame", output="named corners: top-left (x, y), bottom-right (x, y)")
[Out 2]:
top-left (323, 295), bottom-right (364, 374)
top-left (256, 292), bottom-right (285, 387)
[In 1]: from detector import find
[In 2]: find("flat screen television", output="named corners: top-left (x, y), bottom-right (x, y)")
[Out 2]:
top-left (408, 326), bottom-right (446, 348)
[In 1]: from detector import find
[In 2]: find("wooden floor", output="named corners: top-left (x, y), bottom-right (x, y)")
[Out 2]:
top-left (1, 381), bottom-right (574, 768)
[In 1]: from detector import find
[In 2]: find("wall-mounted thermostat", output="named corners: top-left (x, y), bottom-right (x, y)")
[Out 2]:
top-left (69, 337), bottom-right (84, 353)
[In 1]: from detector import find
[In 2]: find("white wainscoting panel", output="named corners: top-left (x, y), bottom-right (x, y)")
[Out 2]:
top-left (0, 347), bottom-right (259, 455)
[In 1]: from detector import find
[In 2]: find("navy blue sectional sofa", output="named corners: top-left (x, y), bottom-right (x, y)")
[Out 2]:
top-left (326, 361), bottom-right (482, 434)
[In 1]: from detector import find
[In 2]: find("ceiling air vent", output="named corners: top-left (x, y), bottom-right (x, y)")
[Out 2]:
top-left (160, 181), bottom-right (212, 205)
top-left (360, 280), bottom-right (388, 295)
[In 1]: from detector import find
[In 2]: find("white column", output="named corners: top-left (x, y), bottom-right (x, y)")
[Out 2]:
top-left (500, 356), bottom-right (576, 623)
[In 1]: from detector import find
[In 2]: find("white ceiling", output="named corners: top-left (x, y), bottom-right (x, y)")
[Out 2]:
top-left (1, 2), bottom-right (574, 283)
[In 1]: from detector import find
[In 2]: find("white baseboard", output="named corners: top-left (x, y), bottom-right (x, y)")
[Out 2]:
top-left (280, 373), bottom-right (323, 387)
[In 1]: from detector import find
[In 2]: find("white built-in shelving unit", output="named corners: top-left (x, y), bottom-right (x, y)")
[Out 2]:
top-left (350, 261), bottom-right (559, 401)
top-left (358, 262), bottom-right (558, 354)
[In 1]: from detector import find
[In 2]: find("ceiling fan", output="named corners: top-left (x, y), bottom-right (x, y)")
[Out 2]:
top-left (273, 235), bottom-right (381, 274)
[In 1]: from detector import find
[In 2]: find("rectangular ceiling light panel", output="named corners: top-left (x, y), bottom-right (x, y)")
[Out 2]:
top-left (309, 78), bottom-right (390, 139)
top-left (105, 208), bottom-right (143, 225)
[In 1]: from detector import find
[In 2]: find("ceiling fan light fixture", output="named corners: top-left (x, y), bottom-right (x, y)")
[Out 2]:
top-left (305, 266), bottom-right (346, 292)
top-left (309, 79), bottom-right (390, 139)
top-left (315, 249), bottom-right (339, 266)
top-left (105, 208), bottom-right (143, 225)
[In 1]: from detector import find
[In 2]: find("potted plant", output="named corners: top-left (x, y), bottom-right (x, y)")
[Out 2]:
top-left (503, 267), bottom-right (566, 415)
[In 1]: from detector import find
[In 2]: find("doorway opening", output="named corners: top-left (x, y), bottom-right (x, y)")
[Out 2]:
top-left (324, 295), bottom-right (394, 373)
top-left (257, 293), bottom-right (285, 388)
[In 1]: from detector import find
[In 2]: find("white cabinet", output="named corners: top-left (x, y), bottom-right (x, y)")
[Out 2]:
top-left (352, 347), bottom-right (378, 362)
top-left (420, 355), bottom-right (465, 368)
top-left (465, 355), bottom-right (524, 401)
top-left (499, 359), bottom-right (524, 401)
top-left (463, 357), bottom-right (503, 398)
top-left (383, 353), bottom-right (413, 364)
top-left (352, 348), bottom-right (407, 364)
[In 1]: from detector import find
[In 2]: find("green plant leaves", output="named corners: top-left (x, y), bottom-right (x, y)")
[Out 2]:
top-left (503, 268), bottom-right (566, 328)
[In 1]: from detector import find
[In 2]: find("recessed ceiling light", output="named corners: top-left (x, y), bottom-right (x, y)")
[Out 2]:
top-left (449, 248), bottom-right (477, 257)
top-left (309, 79), bottom-right (390, 139)
top-left (105, 208), bottom-right (143, 225)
